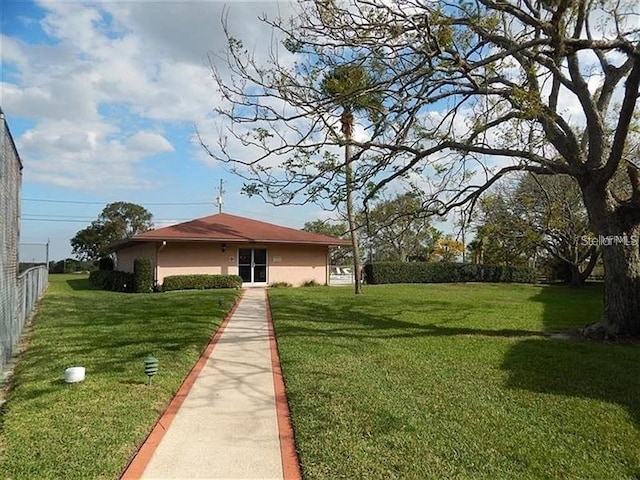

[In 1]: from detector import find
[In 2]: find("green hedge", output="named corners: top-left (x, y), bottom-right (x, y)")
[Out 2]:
top-left (98, 257), bottom-right (115, 271)
top-left (88, 270), bottom-right (107, 288)
top-left (89, 270), bottom-right (134, 292)
top-left (133, 258), bottom-right (154, 293)
top-left (162, 274), bottom-right (243, 291)
top-left (364, 262), bottom-right (536, 284)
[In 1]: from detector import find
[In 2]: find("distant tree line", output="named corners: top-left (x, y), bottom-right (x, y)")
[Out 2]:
top-left (468, 173), bottom-right (600, 286)
top-left (48, 258), bottom-right (95, 274)
top-left (309, 184), bottom-right (600, 287)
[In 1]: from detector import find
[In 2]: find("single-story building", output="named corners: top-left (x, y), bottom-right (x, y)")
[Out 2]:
top-left (114, 212), bottom-right (351, 287)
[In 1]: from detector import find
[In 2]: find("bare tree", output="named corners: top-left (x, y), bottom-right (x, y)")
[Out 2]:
top-left (471, 175), bottom-right (600, 284)
top-left (520, 174), bottom-right (600, 286)
top-left (360, 192), bottom-right (440, 262)
top-left (202, 0), bottom-right (640, 337)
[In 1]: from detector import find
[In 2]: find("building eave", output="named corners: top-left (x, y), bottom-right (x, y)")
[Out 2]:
top-left (113, 236), bottom-right (351, 251)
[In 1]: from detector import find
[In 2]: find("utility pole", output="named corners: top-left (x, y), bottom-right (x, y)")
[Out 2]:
top-left (216, 179), bottom-right (225, 213)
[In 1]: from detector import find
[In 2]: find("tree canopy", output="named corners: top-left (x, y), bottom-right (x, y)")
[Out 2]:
top-left (430, 236), bottom-right (465, 263)
top-left (206, 0), bottom-right (640, 336)
top-left (71, 202), bottom-right (153, 261)
top-left (360, 193), bottom-right (440, 262)
top-left (302, 219), bottom-right (352, 265)
top-left (471, 189), bottom-right (541, 267)
top-left (470, 174), bottom-right (600, 284)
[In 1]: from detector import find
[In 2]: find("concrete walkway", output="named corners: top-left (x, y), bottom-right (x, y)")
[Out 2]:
top-left (122, 288), bottom-right (301, 480)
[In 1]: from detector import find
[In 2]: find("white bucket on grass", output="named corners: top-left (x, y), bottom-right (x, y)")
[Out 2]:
top-left (64, 366), bottom-right (85, 383)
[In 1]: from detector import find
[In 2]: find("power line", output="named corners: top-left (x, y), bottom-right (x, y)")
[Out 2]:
top-left (22, 218), bottom-right (90, 223)
top-left (22, 198), bottom-right (212, 206)
top-left (23, 214), bottom-right (96, 220)
top-left (22, 216), bottom-right (193, 223)
top-left (20, 198), bottom-right (308, 227)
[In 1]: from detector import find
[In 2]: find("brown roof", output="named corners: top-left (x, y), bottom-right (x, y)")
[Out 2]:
top-left (117, 213), bottom-right (351, 247)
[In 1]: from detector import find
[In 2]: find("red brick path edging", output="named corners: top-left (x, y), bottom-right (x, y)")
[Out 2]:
top-left (265, 294), bottom-right (303, 480)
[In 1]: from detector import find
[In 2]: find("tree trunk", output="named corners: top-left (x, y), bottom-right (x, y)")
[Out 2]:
top-left (342, 109), bottom-right (362, 294)
top-left (567, 250), bottom-right (598, 287)
top-left (345, 147), bottom-right (362, 294)
top-left (588, 237), bottom-right (640, 337)
top-left (581, 187), bottom-right (640, 337)
top-left (568, 263), bottom-right (583, 287)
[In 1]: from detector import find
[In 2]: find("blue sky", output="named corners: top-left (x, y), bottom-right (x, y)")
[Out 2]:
top-left (1, 0), bottom-right (335, 261)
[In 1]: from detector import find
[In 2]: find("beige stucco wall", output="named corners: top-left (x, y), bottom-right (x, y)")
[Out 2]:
top-left (156, 242), bottom-right (232, 282)
top-left (116, 243), bottom-right (157, 275)
top-left (266, 244), bottom-right (329, 286)
top-left (117, 241), bottom-right (330, 286)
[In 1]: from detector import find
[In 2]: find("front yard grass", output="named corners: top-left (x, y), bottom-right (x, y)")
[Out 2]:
top-left (0, 274), bottom-right (239, 479)
top-left (269, 283), bottom-right (640, 480)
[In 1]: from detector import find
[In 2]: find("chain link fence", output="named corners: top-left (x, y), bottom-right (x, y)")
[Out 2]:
top-left (1, 266), bottom-right (48, 376)
top-left (1, 108), bottom-right (48, 378)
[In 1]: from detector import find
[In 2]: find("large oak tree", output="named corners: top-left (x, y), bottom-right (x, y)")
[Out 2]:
top-left (71, 202), bottom-right (153, 261)
top-left (204, 0), bottom-right (640, 336)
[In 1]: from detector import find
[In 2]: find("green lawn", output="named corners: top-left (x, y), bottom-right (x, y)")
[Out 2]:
top-left (0, 274), bottom-right (239, 480)
top-left (268, 283), bottom-right (640, 480)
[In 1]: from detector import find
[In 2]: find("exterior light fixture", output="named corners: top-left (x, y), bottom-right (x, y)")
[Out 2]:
top-left (221, 243), bottom-right (227, 253)
top-left (144, 355), bottom-right (159, 386)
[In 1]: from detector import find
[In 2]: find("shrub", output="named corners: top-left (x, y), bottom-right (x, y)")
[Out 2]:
top-left (133, 258), bottom-right (154, 293)
top-left (110, 271), bottom-right (134, 292)
top-left (302, 279), bottom-right (321, 287)
top-left (89, 270), bottom-right (110, 288)
top-left (269, 282), bottom-right (293, 288)
top-left (364, 262), bottom-right (536, 285)
top-left (89, 270), bottom-right (134, 292)
top-left (162, 274), bottom-right (243, 292)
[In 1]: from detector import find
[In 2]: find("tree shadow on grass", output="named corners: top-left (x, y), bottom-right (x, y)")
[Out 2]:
top-left (501, 284), bottom-right (640, 429)
top-left (65, 277), bottom-right (100, 291)
top-left (272, 285), bottom-right (640, 430)
top-left (5, 289), bottom-right (237, 407)
top-left (271, 295), bottom-right (543, 342)
top-left (502, 337), bottom-right (640, 427)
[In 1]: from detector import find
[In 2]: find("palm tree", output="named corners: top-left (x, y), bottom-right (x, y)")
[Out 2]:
top-left (321, 65), bottom-right (382, 294)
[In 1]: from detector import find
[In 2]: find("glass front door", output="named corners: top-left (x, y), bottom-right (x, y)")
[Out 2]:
top-left (238, 248), bottom-right (267, 284)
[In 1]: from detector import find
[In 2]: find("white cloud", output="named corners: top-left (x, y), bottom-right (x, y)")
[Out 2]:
top-left (154, 218), bottom-right (182, 228)
top-left (3, 1), bottom-right (293, 192)
top-left (17, 119), bottom-right (172, 191)
top-left (0, 35), bottom-right (30, 71)
top-left (126, 131), bottom-right (174, 154)
top-left (19, 119), bottom-right (115, 154)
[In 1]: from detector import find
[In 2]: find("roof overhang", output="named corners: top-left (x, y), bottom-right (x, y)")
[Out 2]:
top-left (113, 236), bottom-right (351, 250)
